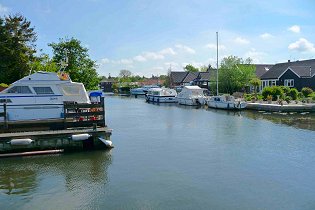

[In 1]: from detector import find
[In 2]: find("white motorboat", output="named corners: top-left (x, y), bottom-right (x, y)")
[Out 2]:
top-left (130, 85), bottom-right (159, 95)
top-left (176, 86), bottom-right (207, 106)
top-left (206, 95), bottom-right (247, 110)
top-left (0, 71), bottom-right (90, 121)
top-left (145, 87), bottom-right (177, 103)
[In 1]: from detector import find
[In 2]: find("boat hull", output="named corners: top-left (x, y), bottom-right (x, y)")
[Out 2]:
top-left (207, 101), bottom-right (247, 110)
top-left (177, 97), bottom-right (206, 106)
top-left (146, 95), bottom-right (178, 103)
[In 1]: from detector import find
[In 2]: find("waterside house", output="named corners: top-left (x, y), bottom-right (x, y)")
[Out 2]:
top-left (260, 59), bottom-right (315, 91)
top-left (170, 69), bottom-right (215, 90)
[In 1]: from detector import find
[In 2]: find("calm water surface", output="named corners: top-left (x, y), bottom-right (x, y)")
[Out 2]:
top-left (1, 96), bottom-right (315, 210)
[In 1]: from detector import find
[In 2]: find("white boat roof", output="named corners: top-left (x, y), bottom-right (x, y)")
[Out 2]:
top-left (148, 88), bottom-right (163, 91)
top-left (184, 86), bottom-right (202, 90)
top-left (19, 72), bottom-right (64, 81)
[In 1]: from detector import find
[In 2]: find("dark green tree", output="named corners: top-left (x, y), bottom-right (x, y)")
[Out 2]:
top-left (49, 37), bottom-right (100, 90)
top-left (0, 14), bottom-right (37, 84)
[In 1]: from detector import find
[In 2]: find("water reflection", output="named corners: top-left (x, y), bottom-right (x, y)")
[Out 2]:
top-left (0, 150), bottom-right (112, 196)
top-left (244, 111), bottom-right (315, 131)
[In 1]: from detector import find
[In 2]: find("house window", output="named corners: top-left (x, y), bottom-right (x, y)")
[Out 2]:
top-left (33, 87), bottom-right (54, 95)
top-left (284, 79), bottom-right (294, 87)
top-left (7, 86), bottom-right (32, 94)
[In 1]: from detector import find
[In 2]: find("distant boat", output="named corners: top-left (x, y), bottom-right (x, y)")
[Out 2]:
top-left (176, 86), bottom-right (207, 106)
top-left (130, 85), bottom-right (160, 95)
top-left (206, 95), bottom-right (247, 110)
top-left (145, 87), bottom-right (177, 103)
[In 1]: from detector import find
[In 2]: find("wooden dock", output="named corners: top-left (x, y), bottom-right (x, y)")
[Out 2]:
top-left (0, 97), bottom-right (113, 155)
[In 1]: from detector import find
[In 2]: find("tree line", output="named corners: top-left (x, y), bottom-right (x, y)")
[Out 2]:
top-left (0, 14), bottom-right (100, 90)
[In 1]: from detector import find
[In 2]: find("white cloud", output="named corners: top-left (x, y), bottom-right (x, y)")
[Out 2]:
top-left (120, 59), bottom-right (133, 64)
top-left (175, 44), bottom-right (196, 54)
top-left (288, 25), bottom-right (300, 33)
top-left (0, 4), bottom-right (9, 15)
top-left (244, 48), bottom-right (267, 63)
top-left (159, 47), bottom-right (176, 56)
top-left (133, 55), bottom-right (146, 62)
top-left (288, 38), bottom-right (315, 52)
top-left (101, 58), bottom-right (110, 64)
top-left (205, 43), bottom-right (226, 50)
top-left (260, 33), bottom-right (273, 39)
top-left (234, 37), bottom-right (250, 45)
top-left (142, 51), bottom-right (164, 60)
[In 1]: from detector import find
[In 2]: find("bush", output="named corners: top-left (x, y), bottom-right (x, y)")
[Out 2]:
top-left (285, 96), bottom-right (291, 104)
top-left (257, 94), bottom-right (263, 100)
top-left (0, 83), bottom-right (8, 88)
top-left (280, 86), bottom-right (290, 95)
top-left (244, 94), bottom-right (252, 101)
top-left (266, 95), bottom-right (273, 101)
top-left (301, 87), bottom-right (313, 97)
top-left (310, 92), bottom-right (315, 101)
top-left (271, 86), bottom-right (284, 100)
top-left (262, 86), bottom-right (284, 100)
top-left (289, 88), bottom-right (298, 100)
top-left (262, 87), bottom-right (273, 100)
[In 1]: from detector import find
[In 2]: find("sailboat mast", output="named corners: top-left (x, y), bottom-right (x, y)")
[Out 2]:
top-left (216, 32), bottom-right (219, 96)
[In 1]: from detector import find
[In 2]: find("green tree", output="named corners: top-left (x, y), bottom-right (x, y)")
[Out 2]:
top-left (0, 14), bottom-right (37, 84)
top-left (30, 53), bottom-right (58, 73)
top-left (218, 56), bottom-right (255, 94)
top-left (49, 37), bottom-right (100, 90)
top-left (184, 64), bottom-right (199, 72)
top-left (249, 77), bottom-right (261, 100)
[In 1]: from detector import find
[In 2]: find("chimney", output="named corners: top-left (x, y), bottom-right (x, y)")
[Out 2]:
top-left (288, 60), bottom-right (290, 63)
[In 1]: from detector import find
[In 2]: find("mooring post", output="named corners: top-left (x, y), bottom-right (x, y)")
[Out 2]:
top-left (101, 97), bottom-right (106, 127)
top-left (4, 103), bottom-right (8, 130)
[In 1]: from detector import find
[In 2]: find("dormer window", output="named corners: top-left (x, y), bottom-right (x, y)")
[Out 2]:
top-left (7, 86), bottom-right (32, 94)
top-left (33, 87), bottom-right (54, 95)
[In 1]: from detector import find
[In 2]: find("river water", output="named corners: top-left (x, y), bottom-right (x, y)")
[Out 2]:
top-left (1, 96), bottom-right (315, 210)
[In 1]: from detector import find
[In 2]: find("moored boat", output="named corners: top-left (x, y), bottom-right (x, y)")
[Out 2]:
top-left (176, 86), bottom-right (207, 106)
top-left (145, 87), bottom-right (177, 103)
top-left (130, 85), bottom-right (160, 95)
top-left (206, 95), bottom-right (247, 110)
top-left (0, 71), bottom-right (90, 121)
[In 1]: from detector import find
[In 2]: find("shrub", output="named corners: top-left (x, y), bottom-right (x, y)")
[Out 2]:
top-left (0, 83), bottom-right (8, 88)
top-left (289, 88), bottom-right (298, 100)
top-left (262, 87), bottom-right (273, 100)
top-left (301, 87), bottom-right (313, 97)
top-left (266, 95), bottom-right (273, 101)
top-left (257, 94), bottom-right (263, 101)
top-left (244, 94), bottom-right (252, 101)
top-left (271, 86), bottom-right (284, 100)
top-left (280, 86), bottom-right (290, 95)
top-left (285, 96), bottom-right (291, 104)
top-left (310, 92), bottom-right (315, 101)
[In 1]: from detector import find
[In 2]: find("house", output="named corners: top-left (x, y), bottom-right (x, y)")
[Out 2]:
top-left (260, 59), bottom-right (315, 91)
top-left (170, 69), bottom-right (215, 90)
top-left (99, 78), bottom-right (116, 92)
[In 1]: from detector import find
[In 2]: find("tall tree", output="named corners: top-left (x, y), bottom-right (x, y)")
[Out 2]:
top-left (119, 69), bottom-right (132, 77)
top-left (0, 14), bottom-right (37, 84)
top-left (218, 56), bottom-right (255, 94)
top-left (49, 37), bottom-right (100, 90)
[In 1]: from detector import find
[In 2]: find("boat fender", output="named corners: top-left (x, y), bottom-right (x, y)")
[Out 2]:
top-left (71, 134), bottom-right (91, 141)
top-left (8, 138), bottom-right (34, 146)
top-left (98, 137), bottom-right (114, 148)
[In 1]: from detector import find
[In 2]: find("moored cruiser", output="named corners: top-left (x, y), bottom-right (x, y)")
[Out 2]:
top-left (145, 87), bottom-right (177, 103)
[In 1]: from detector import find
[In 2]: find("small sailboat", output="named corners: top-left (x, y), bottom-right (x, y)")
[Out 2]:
top-left (206, 32), bottom-right (247, 110)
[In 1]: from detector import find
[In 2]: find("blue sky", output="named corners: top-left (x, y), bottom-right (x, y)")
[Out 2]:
top-left (1, 0), bottom-right (315, 77)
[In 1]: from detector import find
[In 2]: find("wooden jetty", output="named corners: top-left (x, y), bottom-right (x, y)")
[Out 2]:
top-left (0, 97), bottom-right (113, 156)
